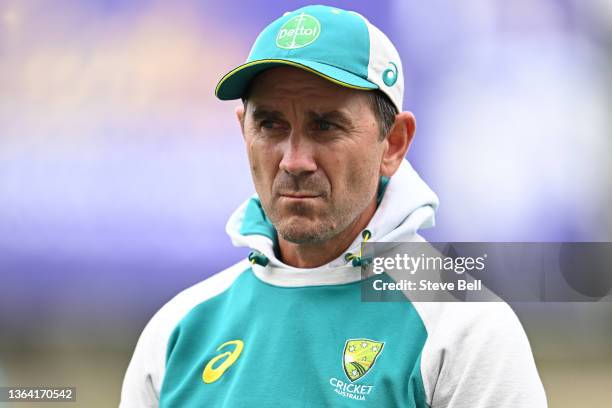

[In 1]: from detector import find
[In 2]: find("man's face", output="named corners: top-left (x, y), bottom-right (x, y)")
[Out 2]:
top-left (238, 66), bottom-right (387, 244)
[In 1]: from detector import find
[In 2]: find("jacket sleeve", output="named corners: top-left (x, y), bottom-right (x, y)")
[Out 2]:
top-left (420, 302), bottom-right (548, 408)
top-left (118, 260), bottom-right (251, 408)
top-left (119, 308), bottom-right (168, 408)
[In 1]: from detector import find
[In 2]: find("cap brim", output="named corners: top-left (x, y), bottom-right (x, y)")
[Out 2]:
top-left (215, 58), bottom-right (378, 100)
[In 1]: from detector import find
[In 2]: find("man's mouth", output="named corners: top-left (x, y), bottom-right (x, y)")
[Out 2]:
top-left (278, 192), bottom-right (321, 199)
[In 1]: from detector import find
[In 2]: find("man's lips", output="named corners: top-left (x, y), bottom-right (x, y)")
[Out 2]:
top-left (278, 192), bottom-right (321, 199)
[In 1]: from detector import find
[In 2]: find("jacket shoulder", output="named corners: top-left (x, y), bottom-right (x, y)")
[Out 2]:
top-left (413, 301), bottom-right (547, 408)
top-left (119, 259), bottom-right (251, 408)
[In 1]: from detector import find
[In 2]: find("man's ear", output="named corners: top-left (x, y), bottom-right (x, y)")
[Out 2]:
top-left (235, 104), bottom-right (245, 136)
top-left (380, 111), bottom-right (416, 177)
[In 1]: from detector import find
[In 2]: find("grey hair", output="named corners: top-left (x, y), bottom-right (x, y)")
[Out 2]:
top-left (367, 90), bottom-right (398, 140)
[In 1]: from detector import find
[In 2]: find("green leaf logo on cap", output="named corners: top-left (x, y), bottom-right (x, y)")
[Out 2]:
top-left (276, 13), bottom-right (321, 49)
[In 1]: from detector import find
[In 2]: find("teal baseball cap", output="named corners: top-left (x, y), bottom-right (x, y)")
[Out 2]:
top-left (215, 5), bottom-right (404, 112)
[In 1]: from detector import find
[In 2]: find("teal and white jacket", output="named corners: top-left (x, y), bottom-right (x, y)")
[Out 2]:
top-left (120, 160), bottom-right (547, 407)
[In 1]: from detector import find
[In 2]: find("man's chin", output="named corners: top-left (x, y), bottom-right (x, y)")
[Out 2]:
top-left (276, 197), bottom-right (322, 215)
top-left (276, 218), bottom-right (333, 244)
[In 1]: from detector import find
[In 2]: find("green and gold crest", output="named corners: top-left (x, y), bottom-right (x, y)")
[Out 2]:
top-left (343, 338), bottom-right (384, 382)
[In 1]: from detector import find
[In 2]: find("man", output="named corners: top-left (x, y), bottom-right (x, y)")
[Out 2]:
top-left (121, 5), bottom-right (547, 407)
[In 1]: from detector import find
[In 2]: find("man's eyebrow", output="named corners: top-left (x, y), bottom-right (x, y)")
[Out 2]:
top-left (307, 110), bottom-right (353, 127)
top-left (249, 108), bottom-right (353, 126)
top-left (250, 108), bottom-right (286, 122)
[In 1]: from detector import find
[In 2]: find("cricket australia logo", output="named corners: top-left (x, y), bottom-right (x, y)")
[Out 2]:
top-left (343, 339), bottom-right (384, 381)
top-left (329, 338), bottom-right (384, 401)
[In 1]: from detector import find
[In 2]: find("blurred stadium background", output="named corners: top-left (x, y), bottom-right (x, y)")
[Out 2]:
top-left (0, 0), bottom-right (611, 406)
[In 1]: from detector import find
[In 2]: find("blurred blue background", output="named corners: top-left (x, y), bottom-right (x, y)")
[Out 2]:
top-left (0, 0), bottom-right (611, 406)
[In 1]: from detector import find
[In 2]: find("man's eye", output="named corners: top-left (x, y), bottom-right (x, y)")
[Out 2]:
top-left (260, 120), bottom-right (277, 129)
top-left (315, 120), bottom-right (336, 131)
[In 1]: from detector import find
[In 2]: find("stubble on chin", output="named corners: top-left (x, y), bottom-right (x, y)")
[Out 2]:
top-left (277, 217), bottom-right (337, 244)
top-left (267, 198), bottom-right (337, 244)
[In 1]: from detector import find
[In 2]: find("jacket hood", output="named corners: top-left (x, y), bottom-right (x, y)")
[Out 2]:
top-left (225, 159), bottom-right (439, 287)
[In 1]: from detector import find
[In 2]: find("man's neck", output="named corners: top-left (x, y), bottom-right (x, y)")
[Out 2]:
top-left (278, 197), bottom-right (378, 268)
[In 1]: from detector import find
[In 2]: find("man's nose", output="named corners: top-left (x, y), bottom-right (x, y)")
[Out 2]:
top-left (278, 132), bottom-right (317, 176)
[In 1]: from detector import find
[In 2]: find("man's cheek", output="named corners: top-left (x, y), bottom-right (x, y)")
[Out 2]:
top-left (247, 143), bottom-right (266, 176)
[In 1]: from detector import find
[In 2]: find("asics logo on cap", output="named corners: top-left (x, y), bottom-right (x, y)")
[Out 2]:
top-left (276, 13), bottom-right (321, 49)
top-left (382, 62), bottom-right (398, 87)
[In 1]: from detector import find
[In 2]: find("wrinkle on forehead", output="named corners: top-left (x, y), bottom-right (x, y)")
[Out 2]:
top-left (246, 66), bottom-right (373, 120)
